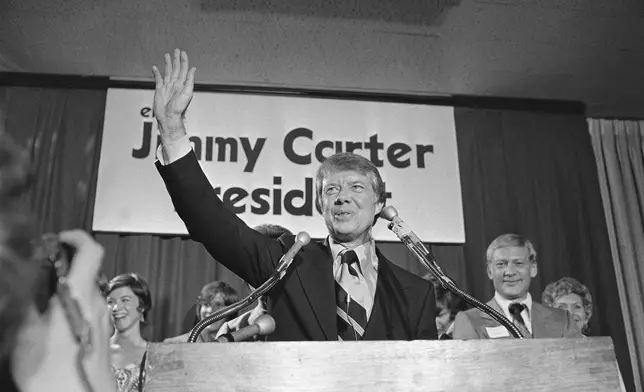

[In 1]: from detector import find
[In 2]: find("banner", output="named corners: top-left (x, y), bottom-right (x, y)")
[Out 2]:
top-left (94, 89), bottom-right (464, 242)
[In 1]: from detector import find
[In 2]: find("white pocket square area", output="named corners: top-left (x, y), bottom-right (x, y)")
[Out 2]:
top-left (486, 326), bottom-right (510, 338)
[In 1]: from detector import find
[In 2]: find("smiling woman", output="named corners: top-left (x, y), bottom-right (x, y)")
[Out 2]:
top-left (542, 277), bottom-right (593, 335)
top-left (105, 273), bottom-right (151, 392)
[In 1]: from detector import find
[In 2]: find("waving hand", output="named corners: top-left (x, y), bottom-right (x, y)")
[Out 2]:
top-left (152, 49), bottom-right (196, 143)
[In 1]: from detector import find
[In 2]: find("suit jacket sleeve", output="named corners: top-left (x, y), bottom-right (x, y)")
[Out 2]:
top-left (452, 311), bottom-right (480, 340)
top-left (415, 283), bottom-right (438, 339)
top-left (156, 152), bottom-right (285, 288)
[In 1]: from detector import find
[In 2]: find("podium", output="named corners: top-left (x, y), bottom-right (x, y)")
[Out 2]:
top-left (143, 337), bottom-right (622, 391)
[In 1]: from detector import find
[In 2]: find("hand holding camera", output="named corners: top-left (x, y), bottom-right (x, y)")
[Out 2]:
top-left (11, 230), bottom-right (115, 392)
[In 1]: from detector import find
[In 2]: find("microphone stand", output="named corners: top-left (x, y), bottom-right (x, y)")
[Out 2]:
top-left (188, 232), bottom-right (310, 343)
top-left (382, 207), bottom-right (525, 339)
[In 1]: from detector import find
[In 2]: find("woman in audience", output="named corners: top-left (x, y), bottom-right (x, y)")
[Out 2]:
top-left (106, 274), bottom-right (151, 392)
top-left (166, 280), bottom-right (240, 343)
top-left (434, 283), bottom-right (467, 340)
top-left (542, 277), bottom-right (593, 335)
top-left (543, 277), bottom-right (626, 389)
top-left (172, 224), bottom-right (291, 343)
top-left (422, 272), bottom-right (467, 340)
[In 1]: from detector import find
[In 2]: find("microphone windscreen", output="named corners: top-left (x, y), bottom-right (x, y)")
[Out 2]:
top-left (380, 206), bottom-right (398, 221)
top-left (296, 231), bottom-right (311, 246)
top-left (254, 314), bottom-right (276, 335)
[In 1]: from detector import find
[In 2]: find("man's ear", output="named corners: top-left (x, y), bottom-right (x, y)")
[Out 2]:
top-left (486, 263), bottom-right (493, 280)
top-left (530, 262), bottom-right (538, 278)
top-left (374, 201), bottom-right (384, 216)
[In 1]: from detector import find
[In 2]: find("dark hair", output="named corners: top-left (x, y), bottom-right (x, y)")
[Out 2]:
top-left (253, 224), bottom-right (293, 240)
top-left (196, 281), bottom-right (239, 321)
top-left (105, 273), bottom-right (152, 323)
top-left (314, 152), bottom-right (387, 221)
top-left (434, 283), bottom-right (467, 320)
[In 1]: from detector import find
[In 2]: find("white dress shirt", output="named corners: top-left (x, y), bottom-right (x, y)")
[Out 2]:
top-left (494, 291), bottom-right (533, 334)
top-left (328, 236), bottom-right (378, 318)
top-left (156, 135), bottom-right (192, 165)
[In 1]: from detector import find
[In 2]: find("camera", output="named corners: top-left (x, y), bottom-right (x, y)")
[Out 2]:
top-left (32, 233), bottom-right (107, 313)
top-left (37, 233), bottom-right (75, 277)
top-left (31, 234), bottom-right (76, 312)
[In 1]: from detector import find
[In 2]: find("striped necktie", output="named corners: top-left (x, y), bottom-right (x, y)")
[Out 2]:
top-left (509, 302), bottom-right (532, 338)
top-left (335, 250), bottom-right (369, 341)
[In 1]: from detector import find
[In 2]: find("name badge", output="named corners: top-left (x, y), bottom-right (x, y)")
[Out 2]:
top-left (486, 326), bottom-right (510, 339)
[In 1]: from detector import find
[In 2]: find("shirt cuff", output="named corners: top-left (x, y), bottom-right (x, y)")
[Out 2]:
top-left (155, 135), bottom-right (192, 165)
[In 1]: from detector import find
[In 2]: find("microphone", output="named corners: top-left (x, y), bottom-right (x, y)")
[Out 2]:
top-left (381, 206), bottom-right (433, 260)
top-left (380, 206), bottom-right (447, 280)
top-left (381, 205), bottom-right (526, 339)
top-left (274, 231), bottom-right (311, 278)
top-left (215, 314), bottom-right (276, 343)
top-left (188, 231), bottom-right (310, 343)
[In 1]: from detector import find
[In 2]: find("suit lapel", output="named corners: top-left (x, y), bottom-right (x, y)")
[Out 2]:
top-left (294, 240), bottom-right (336, 340)
top-left (293, 242), bottom-right (403, 341)
top-left (530, 302), bottom-right (559, 338)
top-left (480, 298), bottom-right (503, 321)
top-left (482, 298), bottom-right (547, 338)
top-left (476, 299), bottom-right (502, 338)
top-left (361, 253), bottom-right (390, 340)
top-left (362, 250), bottom-right (408, 340)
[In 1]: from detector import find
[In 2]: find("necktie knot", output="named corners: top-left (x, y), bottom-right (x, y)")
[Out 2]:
top-left (509, 302), bottom-right (526, 317)
top-left (340, 250), bottom-right (360, 277)
top-left (508, 302), bottom-right (531, 338)
top-left (341, 250), bottom-right (358, 266)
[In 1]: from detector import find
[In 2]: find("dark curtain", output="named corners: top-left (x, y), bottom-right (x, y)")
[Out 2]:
top-left (1, 87), bottom-right (632, 390)
top-left (2, 87), bottom-right (104, 232)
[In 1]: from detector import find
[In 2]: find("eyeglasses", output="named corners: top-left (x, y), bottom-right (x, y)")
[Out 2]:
top-left (196, 295), bottom-right (228, 309)
top-left (196, 295), bottom-right (214, 305)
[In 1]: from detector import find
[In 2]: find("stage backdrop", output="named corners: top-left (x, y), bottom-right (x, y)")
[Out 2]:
top-left (93, 88), bottom-right (464, 243)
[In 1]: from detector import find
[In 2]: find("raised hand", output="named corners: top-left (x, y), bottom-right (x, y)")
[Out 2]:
top-left (12, 230), bottom-right (115, 392)
top-left (152, 48), bottom-right (196, 143)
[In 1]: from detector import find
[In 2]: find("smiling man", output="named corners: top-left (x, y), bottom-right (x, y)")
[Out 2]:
top-left (452, 234), bottom-right (582, 339)
top-left (152, 49), bottom-right (436, 341)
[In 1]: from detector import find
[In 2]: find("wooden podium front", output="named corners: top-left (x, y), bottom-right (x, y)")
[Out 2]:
top-left (144, 337), bottom-right (622, 391)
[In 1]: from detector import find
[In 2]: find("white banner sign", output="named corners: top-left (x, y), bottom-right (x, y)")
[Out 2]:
top-left (94, 89), bottom-right (464, 242)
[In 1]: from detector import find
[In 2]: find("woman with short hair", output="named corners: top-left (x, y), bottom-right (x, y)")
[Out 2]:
top-left (542, 277), bottom-right (593, 335)
top-left (165, 280), bottom-right (240, 343)
top-left (106, 273), bottom-right (152, 392)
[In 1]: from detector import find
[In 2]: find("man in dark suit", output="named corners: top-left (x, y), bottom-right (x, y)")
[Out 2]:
top-left (151, 49), bottom-right (437, 341)
top-left (452, 233), bottom-right (581, 339)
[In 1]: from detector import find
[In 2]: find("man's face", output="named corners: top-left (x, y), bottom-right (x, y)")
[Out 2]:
top-left (198, 293), bottom-right (228, 332)
top-left (487, 246), bottom-right (537, 300)
top-left (320, 170), bottom-right (383, 244)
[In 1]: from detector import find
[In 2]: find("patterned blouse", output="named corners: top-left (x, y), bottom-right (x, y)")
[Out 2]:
top-left (112, 352), bottom-right (146, 392)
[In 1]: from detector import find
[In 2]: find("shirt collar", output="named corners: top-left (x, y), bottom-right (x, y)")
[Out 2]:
top-left (494, 291), bottom-right (533, 316)
top-left (327, 236), bottom-right (378, 273)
